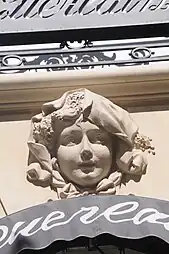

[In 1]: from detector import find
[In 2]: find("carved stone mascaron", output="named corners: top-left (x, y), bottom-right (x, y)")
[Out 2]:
top-left (27, 88), bottom-right (154, 199)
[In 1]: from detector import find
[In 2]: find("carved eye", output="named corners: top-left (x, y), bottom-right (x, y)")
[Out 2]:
top-left (59, 130), bottom-right (82, 146)
top-left (66, 139), bottom-right (78, 146)
top-left (63, 136), bottom-right (80, 146)
top-left (90, 133), bottom-right (106, 145)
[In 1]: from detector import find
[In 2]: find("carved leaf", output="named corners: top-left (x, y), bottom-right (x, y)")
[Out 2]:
top-left (28, 141), bottom-right (52, 172)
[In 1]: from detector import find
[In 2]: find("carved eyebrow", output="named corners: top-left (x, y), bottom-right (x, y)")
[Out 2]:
top-left (61, 129), bottom-right (82, 138)
top-left (86, 129), bottom-right (109, 136)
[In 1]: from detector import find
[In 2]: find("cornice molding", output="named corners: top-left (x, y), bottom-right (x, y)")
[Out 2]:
top-left (1, 62), bottom-right (169, 119)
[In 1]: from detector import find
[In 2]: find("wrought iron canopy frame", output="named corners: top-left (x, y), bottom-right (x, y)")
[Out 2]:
top-left (0, 37), bottom-right (169, 74)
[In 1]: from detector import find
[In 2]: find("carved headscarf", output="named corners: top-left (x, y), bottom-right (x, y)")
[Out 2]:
top-left (27, 88), bottom-right (153, 199)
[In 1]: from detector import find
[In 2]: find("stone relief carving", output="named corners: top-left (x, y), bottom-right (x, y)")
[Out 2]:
top-left (27, 88), bottom-right (155, 199)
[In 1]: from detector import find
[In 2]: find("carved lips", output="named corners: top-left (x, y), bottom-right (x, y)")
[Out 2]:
top-left (77, 160), bottom-right (96, 173)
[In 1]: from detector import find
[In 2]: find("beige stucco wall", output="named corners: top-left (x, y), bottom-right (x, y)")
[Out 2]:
top-left (0, 120), bottom-right (57, 216)
top-left (119, 109), bottom-right (169, 198)
top-left (0, 108), bottom-right (169, 215)
top-left (0, 202), bottom-right (6, 218)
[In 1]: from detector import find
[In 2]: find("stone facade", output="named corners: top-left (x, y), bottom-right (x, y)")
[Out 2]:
top-left (1, 64), bottom-right (169, 215)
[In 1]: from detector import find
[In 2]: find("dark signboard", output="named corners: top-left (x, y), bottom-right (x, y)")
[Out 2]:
top-left (1, 0), bottom-right (169, 33)
top-left (1, 0), bottom-right (169, 44)
top-left (1, 195), bottom-right (169, 254)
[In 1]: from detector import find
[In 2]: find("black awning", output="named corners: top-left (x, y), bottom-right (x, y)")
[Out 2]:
top-left (1, 195), bottom-right (169, 254)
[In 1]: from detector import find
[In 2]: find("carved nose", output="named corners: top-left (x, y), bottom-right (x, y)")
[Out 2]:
top-left (80, 149), bottom-right (93, 161)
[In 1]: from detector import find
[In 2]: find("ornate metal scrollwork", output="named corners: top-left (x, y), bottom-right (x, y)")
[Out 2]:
top-left (60, 40), bottom-right (93, 49)
top-left (1, 55), bottom-right (24, 67)
top-left (130, 47), bottom-right (154, 59)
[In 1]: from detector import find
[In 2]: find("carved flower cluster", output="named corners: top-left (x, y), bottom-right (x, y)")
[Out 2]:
top-left (33, 114), bottom-right (54, 151)
top-left (57, 91), bottom-right (84, 120)
top-left (134, 133), bottom-right (155, 155)
top-left (66, 91), bottom-right (84, 114)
